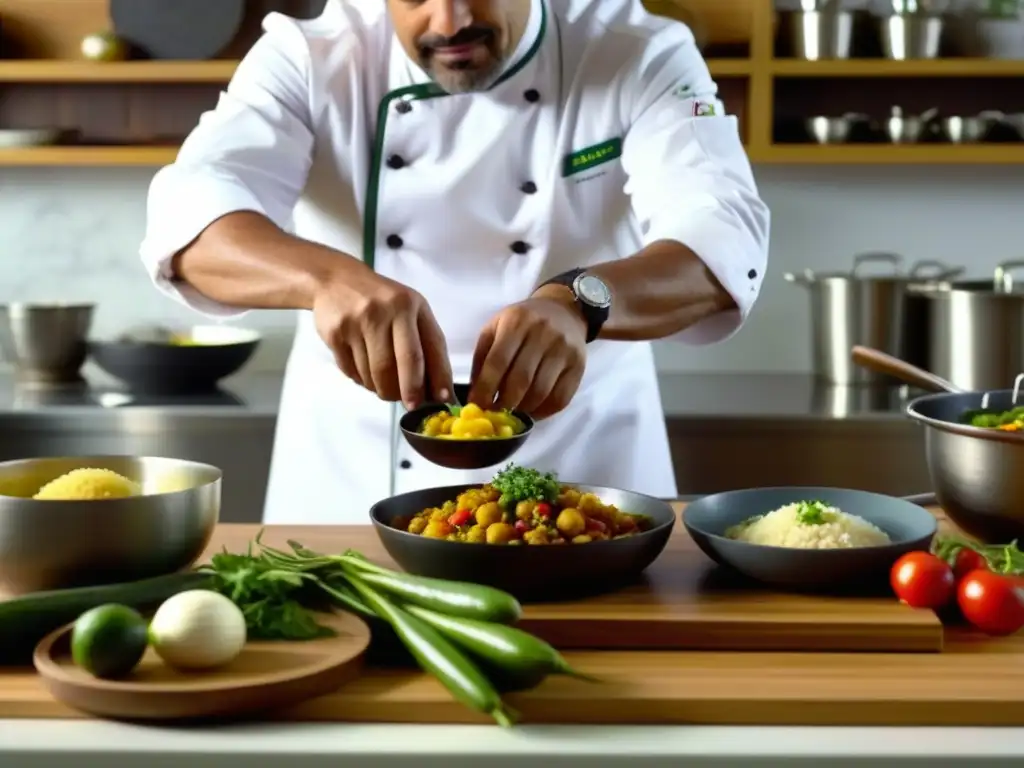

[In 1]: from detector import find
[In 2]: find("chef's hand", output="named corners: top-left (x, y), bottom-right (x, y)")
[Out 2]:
top-left (312, 267), bottom-right (454, 409)
top-left (468, 293), bottom-right (587, 419)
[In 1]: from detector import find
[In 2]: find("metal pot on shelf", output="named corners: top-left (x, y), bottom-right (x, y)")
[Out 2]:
top-left (785, 253), bottom-right (963, 385)
top-left (906, 261), bottom-right (1024, 391)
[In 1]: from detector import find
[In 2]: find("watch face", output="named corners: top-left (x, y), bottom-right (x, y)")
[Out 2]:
top-left (575, 274), bottom-right (612, 308)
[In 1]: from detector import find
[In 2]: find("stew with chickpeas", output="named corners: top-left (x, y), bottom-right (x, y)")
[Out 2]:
top-left (401, 465), bottom-right (651, 545)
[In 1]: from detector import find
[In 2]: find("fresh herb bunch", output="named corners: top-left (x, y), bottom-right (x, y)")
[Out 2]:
top-left (933, 535), bottom-right (1024, 576)
top-left (492, 464), bottom-right (560, 507)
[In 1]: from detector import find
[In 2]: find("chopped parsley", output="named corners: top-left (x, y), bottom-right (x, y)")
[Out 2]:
top-left (491, 464), bottom-right (560, 507)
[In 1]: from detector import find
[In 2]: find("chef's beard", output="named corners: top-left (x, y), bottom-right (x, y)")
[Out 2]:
top-left (417, 26), bottom-right (504, 93)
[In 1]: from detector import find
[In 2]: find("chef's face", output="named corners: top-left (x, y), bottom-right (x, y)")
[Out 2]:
top-left (390, 0), bottom-right (529, 93)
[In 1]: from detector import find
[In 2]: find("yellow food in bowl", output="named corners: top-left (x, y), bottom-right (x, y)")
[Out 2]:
top-left (32, 468), bottom-right (141, 501)
top-left (419, 402), bottom-right (526, 440)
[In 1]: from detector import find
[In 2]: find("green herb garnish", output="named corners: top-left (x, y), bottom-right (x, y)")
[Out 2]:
top-left (795, 500), bottom-right (831, 526)
top-left (446, 403), bottom-right (463, 417)
top-left (491, 463), bottom-right (560, 507)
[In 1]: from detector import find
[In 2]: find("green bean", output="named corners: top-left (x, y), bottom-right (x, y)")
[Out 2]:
top-left (344, 572), bottom-right (517, 727)
top-left (336, 555), bottom-right (522, 624)
top-left (403, 604), bottom-right (596, 685)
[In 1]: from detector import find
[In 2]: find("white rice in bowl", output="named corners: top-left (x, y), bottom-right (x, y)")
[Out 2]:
top-left (724, 500), bottom-right (891, 549)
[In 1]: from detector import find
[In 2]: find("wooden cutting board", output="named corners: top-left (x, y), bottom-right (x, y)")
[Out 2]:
top-left (183, 507), bottom-right (941, 655)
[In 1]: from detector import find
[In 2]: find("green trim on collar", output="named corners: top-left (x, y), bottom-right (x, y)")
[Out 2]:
top-left (361, 1), bottom-right (548, 270)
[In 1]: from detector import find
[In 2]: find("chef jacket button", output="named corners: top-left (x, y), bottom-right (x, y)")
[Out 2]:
top-left (395, 100), bottom-right (412, 114)
top-left (520, 181), bottom-right (538, 194)
top-left (386, 234), bottom-right (404, 249)
top-left (399, 459), bottom-right (412, 469)
top-left (748, 269), bottom-right (757, 279)
top-left (386, 154), bottom-right (406, 170)
top-left (524, 89), bottom-right (540, 103)
top-left (510, 240), bottom-right (531, 255)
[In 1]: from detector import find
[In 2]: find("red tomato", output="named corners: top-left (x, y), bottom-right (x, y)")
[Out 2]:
top-left (448, 509), bottom-right (473, 527)
top-left (957, 570), bottom-right (1024, 636)
top-left (952, 548), bottom-right (988, 581)
top-left (535, 502), bottom-right (552, 519)
top-left (891, 552), bottom-right (956, 609)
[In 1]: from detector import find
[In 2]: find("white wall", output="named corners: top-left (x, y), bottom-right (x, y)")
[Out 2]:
top-left (1, 164), bottom-right (1021, 373)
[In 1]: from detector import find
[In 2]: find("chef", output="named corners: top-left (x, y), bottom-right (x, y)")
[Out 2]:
top-left (139, 0), bottom-right (770, 524)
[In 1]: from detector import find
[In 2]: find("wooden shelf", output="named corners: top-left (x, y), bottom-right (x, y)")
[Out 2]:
top-left (751, 143), bottom-right (1024, 164)
top-left (0, 60), bottom-right (239, 83)
top-left (771, 58), bottom-right (1024, 77)
top-left (0, 58), bottom-right (752, 84)
top-left (0, 146), bottom-right (178, 166)
top-left (707, 59), bottom-right (751, 76)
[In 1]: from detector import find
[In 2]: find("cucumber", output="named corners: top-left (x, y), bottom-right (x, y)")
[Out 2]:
top-left (71, 604), bottom-right (149, 679)
top-left (0, 571), bottom-right (211, 666)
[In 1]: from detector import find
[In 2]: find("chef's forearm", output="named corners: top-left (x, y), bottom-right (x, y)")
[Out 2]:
top-left (172, 211), bottom-right (367, 311)
top-left (535, 240), bottom-right (736, 342)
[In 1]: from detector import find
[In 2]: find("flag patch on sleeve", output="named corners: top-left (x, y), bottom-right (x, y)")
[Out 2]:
top-left (692, 100), bottom-right (716, 117)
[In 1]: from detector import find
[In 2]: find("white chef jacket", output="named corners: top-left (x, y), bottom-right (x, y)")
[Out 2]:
top-left (139, 0), bottom-right (770, 524)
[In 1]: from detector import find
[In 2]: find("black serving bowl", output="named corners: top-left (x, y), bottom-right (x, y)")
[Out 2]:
top-left (399, 384), bottom-right (535, 470)
top-left (89, 325), bottom-right (260, 395)
top-left (370, 483), bottom-right (676, 601)
top-left (683, 487), bottom-right (938, 592)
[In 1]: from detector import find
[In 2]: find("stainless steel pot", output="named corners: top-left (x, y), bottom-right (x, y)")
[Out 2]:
top-left (785, 253), bottom-right (963, 385)
top-left (784, 9), bottom-right (854, 59)
top-left (852, 345), bottom-right (1024, 543)
top-left (907, 261), bottom-right (1024, 391)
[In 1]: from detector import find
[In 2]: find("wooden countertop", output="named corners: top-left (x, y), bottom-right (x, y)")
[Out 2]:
top-left (6, 504), bottom-right (1024, 727)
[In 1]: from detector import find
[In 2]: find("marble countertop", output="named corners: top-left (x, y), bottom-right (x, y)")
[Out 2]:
top-left (0, 369), bottom-right (922, 421)
top-left (0, 720), bottom-right (1018, 766)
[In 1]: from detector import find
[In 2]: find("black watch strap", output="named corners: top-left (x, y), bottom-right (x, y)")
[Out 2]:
top-left (539, 268), bottom-right (611, 344)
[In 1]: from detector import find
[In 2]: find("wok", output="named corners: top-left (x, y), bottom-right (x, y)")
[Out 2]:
top-left (852, 345), bottom-right (1024, 543)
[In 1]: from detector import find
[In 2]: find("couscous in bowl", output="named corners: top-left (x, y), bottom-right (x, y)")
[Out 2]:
top-left (683, 487), bottom-right (938, 592)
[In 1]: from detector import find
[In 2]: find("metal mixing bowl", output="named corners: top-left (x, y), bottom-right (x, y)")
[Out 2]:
top-left (0, 456), bottom-right (221, 595)
top-left (0, 303), bottom-right (95, 385)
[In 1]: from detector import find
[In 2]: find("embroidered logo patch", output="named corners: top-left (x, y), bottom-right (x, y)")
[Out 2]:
top-left (692, 100), bottom-right (716, 117)
top-left (561, 138), bottom-right (623, 177)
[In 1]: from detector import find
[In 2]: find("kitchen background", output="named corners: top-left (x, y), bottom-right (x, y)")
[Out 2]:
top-left (1, 0), bottom-right (1023, 520)
top-left (1, 164), bottom-right (1021, 374)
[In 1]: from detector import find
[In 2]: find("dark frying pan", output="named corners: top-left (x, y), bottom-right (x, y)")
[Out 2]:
top-left (852, 345), bottom-right (1024, 543)
top-left (370, 482), bottom-right (675, 601)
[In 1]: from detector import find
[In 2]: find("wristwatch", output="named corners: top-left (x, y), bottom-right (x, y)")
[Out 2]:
top-left (540, 268), bottom-right (612, 344)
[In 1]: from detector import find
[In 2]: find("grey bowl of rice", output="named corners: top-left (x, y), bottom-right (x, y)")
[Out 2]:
top-left (683, 487), bottom-right (938, 592)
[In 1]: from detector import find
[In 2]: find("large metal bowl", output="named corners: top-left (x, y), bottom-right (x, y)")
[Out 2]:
top-left (0, 456), bottom-right (220, 595)
top-left (371, 483), bottom-right (675, 601)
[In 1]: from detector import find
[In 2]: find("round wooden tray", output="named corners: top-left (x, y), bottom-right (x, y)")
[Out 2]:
top-left (33, 611), bottom-right (371, 721)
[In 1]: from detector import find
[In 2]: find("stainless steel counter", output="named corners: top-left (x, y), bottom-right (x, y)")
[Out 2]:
top-left (0, 370), bottom-right (921, 419)
top-left (0, 370), bottom-right (932, 522)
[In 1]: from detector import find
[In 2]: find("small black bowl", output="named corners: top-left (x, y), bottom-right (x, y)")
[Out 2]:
top-left (370, 483), bottom-right (676, 601)
top-left (399, 384), bottom-right (534, 470)
top-left (683, 487), bottom-right (938, 592)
